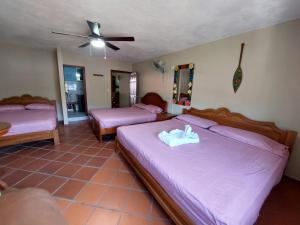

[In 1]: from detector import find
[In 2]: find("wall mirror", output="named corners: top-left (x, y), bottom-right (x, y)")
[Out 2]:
top-left (172, 63), bottom-right (194, 106)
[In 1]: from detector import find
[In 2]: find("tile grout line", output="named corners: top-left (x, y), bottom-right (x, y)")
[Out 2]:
top-left (83, 207), bottom-right (96, 225)
top-left (13, 173), bottom-right (49, 189)
top-left (6, 172), bottom-right (32, 189)
top-left (51, 176), bottom-right (73, 197)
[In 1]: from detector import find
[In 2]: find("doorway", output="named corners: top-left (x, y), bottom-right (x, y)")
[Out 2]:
top-left (63, 65), bottom-right (87, 121)
top-left (111, 70), bottom-right (137, 108)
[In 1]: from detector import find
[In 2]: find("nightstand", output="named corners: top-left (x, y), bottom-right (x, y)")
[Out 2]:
top-left (156, 113), bottom-right (177, 121)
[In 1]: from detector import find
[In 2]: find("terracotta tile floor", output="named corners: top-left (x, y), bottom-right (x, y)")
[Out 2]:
top-left (0, 122), bottom-right (300, 225)
top-left (0, 122), bottom-right (171, 225)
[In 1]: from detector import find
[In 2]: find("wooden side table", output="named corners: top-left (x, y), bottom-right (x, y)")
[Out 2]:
top-left (0, 122), bottom-right (11, 136)
top-left (156, 113), bottom-right (177, 121)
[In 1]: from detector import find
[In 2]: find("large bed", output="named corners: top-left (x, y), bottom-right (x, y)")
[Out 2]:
top-left (116, 107), bottom-right (297, 225)
top-left (89, 92), bottom-right (167, 142)
top-left (0, 95), bottom-right (60, 147)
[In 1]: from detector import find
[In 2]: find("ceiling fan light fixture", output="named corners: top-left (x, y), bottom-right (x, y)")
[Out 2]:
top-left (53, 21), bottom-right (134, 51)
top-left (91, 39), bottom-right (105, 48)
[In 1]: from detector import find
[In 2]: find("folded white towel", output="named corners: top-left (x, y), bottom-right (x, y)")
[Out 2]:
top-left (158, 125), bottom-right (199, 147)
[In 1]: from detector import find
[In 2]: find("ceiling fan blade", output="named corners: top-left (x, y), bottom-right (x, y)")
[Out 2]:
top-left (52, 31), bottom-right (88, 38)
top-left (79, 42), bottom-right (90, 48)
top-left (105, 42), bottom-right (120, 51)
top-left (87, 20), bottom-right (100, 37)
top-left (102, 37), bottom-right (135, 41)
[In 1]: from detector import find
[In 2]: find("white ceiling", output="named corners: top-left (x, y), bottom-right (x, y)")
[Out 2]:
top-left (0, 0), bottom-right (300, 63)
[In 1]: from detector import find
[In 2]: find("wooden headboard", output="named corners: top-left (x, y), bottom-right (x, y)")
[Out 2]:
top-left (141, 92), bottom-right (167, 112)
top-left (183, 107), bottom-right (297, 150)
top-left (0, 94), bottom-right (56, 106)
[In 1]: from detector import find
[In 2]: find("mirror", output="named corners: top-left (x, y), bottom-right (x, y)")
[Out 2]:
top-left (172, 63), bottom-right (194, 106)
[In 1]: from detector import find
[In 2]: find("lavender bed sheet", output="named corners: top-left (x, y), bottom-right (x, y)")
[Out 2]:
top-left (0, 110), bottom-right (57, 136)
top-left (89, 107), bottom-right (157, 128)
top-left (117, 119), bottom-right (289, 225)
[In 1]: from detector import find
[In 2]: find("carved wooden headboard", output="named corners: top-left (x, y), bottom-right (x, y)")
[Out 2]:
top-left (183, 107), bottom-right (297, 150)
top-left (141, 92), bottom-right (167, 112)
top-left (0, 95), bottom-right (56, 106)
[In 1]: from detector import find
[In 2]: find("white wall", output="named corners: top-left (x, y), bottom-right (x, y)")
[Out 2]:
top-left (0, 43), bottom-right (133, 121)
top-left (62, 51), bottom-right (132, 110)
top-left (133, 19), bottom-right (300, 180)
top-left (0, 43), bottom-right (63, 120)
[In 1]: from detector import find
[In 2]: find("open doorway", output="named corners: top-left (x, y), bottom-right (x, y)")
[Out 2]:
top-left (63, 65), bottom-right (87, 121)
top-left (111, 70), bottom-right (137, 108)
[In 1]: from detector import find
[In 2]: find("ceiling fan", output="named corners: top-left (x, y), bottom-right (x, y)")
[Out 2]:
top-left (52, 20), bottom-right (135, 51)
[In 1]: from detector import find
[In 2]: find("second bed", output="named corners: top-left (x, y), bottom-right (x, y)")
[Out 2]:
top-left (89, 92), bottom-right (167, 142)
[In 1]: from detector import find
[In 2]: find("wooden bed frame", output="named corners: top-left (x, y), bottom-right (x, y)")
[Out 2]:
top-left (89, 92), bottom-right (167, 142)
top-left (0, 95), bottom-right (60, 147)
top-left (116, 107), bottom-right (297, 225)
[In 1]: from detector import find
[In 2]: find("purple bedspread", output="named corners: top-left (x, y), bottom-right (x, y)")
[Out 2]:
top-left (0, 109), bottom-right (57, 136)
top-left (117, 119), bottom-right (289, 225)
top-left (89, 107), bottom-right (157, 128)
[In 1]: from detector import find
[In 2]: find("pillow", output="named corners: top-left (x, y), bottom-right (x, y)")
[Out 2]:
top-left (25, 103), bottom-right (55, 110)
top-left (176, 114), bottom-right (218, 128)
top-left (0, 104), bottom-right (25, 111)
top-left (209, 125), bottom-right (288, 156)
top-left (133, 103), bottom-right (146, 109)
top-left (141, 104), bottom-right (163, 113)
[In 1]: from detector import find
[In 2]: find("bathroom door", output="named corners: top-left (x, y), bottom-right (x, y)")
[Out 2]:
top-left (63, 65), bottom-right (87, 119)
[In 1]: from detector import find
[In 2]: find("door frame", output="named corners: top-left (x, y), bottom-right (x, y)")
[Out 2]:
top-left (63, 64), bottom-right (88, 115)
top-left (110, 70), bottom-right (132, 108)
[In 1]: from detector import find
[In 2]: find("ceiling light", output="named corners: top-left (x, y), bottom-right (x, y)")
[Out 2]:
top-left (91, 39), bottom-right (105, 48)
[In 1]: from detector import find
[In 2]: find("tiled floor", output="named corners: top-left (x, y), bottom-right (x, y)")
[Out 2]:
top-left (0, 122), bottom-right (171, 225)
top-left (0, 122), bottom-right (300, 225)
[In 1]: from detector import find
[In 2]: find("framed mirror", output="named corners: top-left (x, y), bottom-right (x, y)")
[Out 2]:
top-left (172, 63), bottom-right (194, 106)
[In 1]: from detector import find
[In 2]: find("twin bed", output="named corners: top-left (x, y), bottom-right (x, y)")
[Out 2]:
top-left (0, 95), bottom-right (59, 147)
top-left (89, 92), bottom-right (167, 142)
top-left (116, 107), bottom-right (297, 225)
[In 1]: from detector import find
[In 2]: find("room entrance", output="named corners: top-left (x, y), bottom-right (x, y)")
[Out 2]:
top-left (111, 70), bottom-right (137, 108)
top-left (63, 65), bottom-right (87, 121)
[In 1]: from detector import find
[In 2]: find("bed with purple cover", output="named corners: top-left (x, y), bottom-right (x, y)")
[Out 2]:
top-left (116, 107), bottom-right (297, 225)
top-left (0, 95), bottom-right (59, 147)
top-left (89, 106), bottom-right (157, 129)
top-left (0, 109), bottom-right (56, 136)
top-left (89, 92), bottom-right (167, 142)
